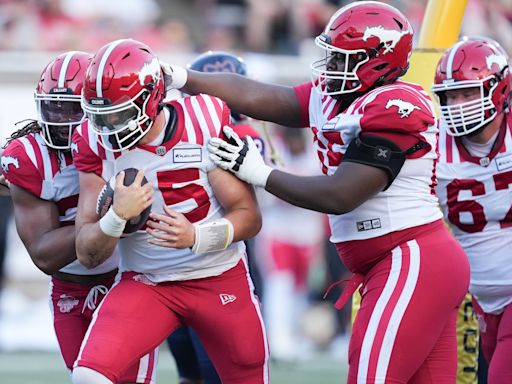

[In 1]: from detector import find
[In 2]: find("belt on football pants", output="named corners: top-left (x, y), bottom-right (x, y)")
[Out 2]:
top-left (53, 268), bottom-right (118, 285)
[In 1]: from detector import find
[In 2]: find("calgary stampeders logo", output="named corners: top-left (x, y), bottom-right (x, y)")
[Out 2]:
top-left (486, 53), bottom-right (508, 72)
top-left (385, 98), bottom-right (421, 118)
top-left (57, 294), bottom-right (79, 313)
top-left (363, 26), bottom-right (410, 54)
top-left (139, 57), bottom-right (161, 86)
top-left (1, 155), bottom-right (19, 173)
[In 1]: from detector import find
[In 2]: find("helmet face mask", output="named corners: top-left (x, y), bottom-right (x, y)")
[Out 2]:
top-left (82, 88), bottom-right (153, 151)
top-left (34, 51), bottom-right (91, 150)
top-left (311, 40), bottom-right (369, 95)
top-left (432, 39), bottom-right (511, 137)
top-left (310, 1), bottom-right (413, 97)
top-left (82, 39), bottom-right (164, 152)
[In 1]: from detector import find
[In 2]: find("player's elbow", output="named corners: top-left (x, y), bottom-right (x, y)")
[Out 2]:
top-left (32, 258), bottom-right (58, 275)
top-left (249, 210), bottom-right (262, 237)
top-left (76, 251), bottom-right (101, 269)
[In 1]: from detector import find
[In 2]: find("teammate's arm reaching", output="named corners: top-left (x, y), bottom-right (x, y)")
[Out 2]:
top-left (164, 64), bottom-right (302, 128)
top-left (208, 126), bottom-right (391, 214)
top-left (75, 169), bottom-right (153, 268)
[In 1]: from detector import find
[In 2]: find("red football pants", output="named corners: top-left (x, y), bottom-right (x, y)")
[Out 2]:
top-left (74, 259), bottom-right (269, 383)
top-left (50, 275), bottom-right (157, 383)
top-left (337, 220), bottom-right (470, 384)
top-left (473, 299), bottom-right (512, 384)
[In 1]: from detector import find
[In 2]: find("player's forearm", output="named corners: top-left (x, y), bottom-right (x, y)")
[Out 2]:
top-left (223, 207), bottom-right (262, 242)
top-left (183, 71), bottom-right (301, 127)
top-left (76, 223), bottom-right (118, 269)
top-left (26, 225), bottom-right (77, 275)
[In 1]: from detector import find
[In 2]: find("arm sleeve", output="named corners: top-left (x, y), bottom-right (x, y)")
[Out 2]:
top-left (293, 81), bottom-right (313, 128)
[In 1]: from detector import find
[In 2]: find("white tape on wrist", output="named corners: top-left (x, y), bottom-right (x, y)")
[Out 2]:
top-left (192, 218), bottom-right (234, 254)
top-left (99, 207), bottom-right (127, 238)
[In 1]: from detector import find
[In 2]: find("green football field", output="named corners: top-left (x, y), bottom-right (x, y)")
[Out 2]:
top-left (0, 348), bottom-right (348, 384)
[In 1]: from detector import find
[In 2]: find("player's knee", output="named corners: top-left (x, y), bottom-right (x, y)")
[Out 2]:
top-left (72, 366), bottom-right (113, 384)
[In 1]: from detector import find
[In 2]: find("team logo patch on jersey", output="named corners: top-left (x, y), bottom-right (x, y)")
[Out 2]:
top-left (173, 148), bottom-right (202, 163)
top-left (362, 26), bottom-right (409, 54)
top-left (219, 293), bottom-right (237, 305)
top-left (385, 98), bottom-right (421, 118)
top-left (57, 294), bottom-right (79, 313)
top-left (356, 218), bottom-right (382, 232)
top-left (1, 155), bottom-right (19, 172)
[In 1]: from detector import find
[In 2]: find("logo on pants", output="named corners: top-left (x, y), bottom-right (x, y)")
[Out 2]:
top-left (57, 294), bottom-right (79, 313)
top-left (219, 293), bottom-right (237, 305)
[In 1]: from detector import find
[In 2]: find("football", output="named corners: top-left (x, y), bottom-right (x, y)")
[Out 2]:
top-left (96, 168), bottom-right (152, 234)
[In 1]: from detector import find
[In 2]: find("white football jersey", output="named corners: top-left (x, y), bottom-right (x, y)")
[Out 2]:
top-left (73, 95), bottom-right (245, 282)
top-left (436, 115), bottom-right (512, 313)
top-left (294, 81), bottom-right (442, 243)
top-left (1, 132), bottom-right (119, 275)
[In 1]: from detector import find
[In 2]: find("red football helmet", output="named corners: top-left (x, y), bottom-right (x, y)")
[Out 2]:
top-left (34, 51), bottom-right (92, 150)
top-left (82, 39), bottom-right (165, 152)
top-left (432, 39), bottom-right (511, 136)
top-left (311, 1), bottom-right (413, 96)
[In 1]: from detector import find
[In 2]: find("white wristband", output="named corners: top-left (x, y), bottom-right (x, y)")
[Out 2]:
top-left (192, 218), bottom-right (234, 254)
top-left (99, 207), bottom-right (127, 238)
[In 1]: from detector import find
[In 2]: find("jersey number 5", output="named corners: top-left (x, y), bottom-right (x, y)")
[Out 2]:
top-left (156, 168), bottom-right (210, 223)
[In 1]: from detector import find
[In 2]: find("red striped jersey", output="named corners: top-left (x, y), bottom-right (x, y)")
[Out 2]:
top-left (293, 80), bottom-right (442, 242)
top-left (1, 131), bottom-right (119, 275)
top-left (436, 113), bottom-right (512, 313)
top-left (72, 94), bottom-right (246, 281)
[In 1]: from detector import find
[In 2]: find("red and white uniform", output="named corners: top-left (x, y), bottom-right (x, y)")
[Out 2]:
top-left (72, 95), bottom-right (268, 384)
top-left (436, 115), bottom-right (512, 382)
top-left (294, 81), bottom-right (470, 384)
top-left (1, 133), bottom-right (156, 383)
top-left (436, 114), bottom-right (512, 314)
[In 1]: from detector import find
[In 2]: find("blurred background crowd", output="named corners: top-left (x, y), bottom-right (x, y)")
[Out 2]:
top-left (1, 0), bottom-right (512, 55)
top-left (1, 0), bottom-right (512, 366)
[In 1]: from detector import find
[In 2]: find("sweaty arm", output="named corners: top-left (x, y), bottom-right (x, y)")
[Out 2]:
top-left (75, 169), bottom-right (154, 268)
top-left (10, 185), bottom-right (76, 275)
top-left (75, 171), bottom-right (119, 269)
top-left (183, 71), bottom-right (302, 127)
top-left (266, 161), bottom-right (389, 215)
top-left (208, 167), bottom-right (262, 241)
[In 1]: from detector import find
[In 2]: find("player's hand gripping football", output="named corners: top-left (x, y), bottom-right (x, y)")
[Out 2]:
top-left (208, 126), bottom-right (273, 187)
top-left (113, 169), bottom-right (154, 221)
top-left (146, 205), bottom-right (195, 248)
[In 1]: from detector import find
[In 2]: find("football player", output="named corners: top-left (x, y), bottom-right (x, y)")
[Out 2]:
top-left (71, 39), bottom-right (268, 384)
top-left (433, 37), bottom-right (512, 384)
top-left (163, 2), bottom-right (470, 383)
top-left (166, 50), bottom-right (266, 384)
top-left (0, 52), bottom-right (157, 382)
